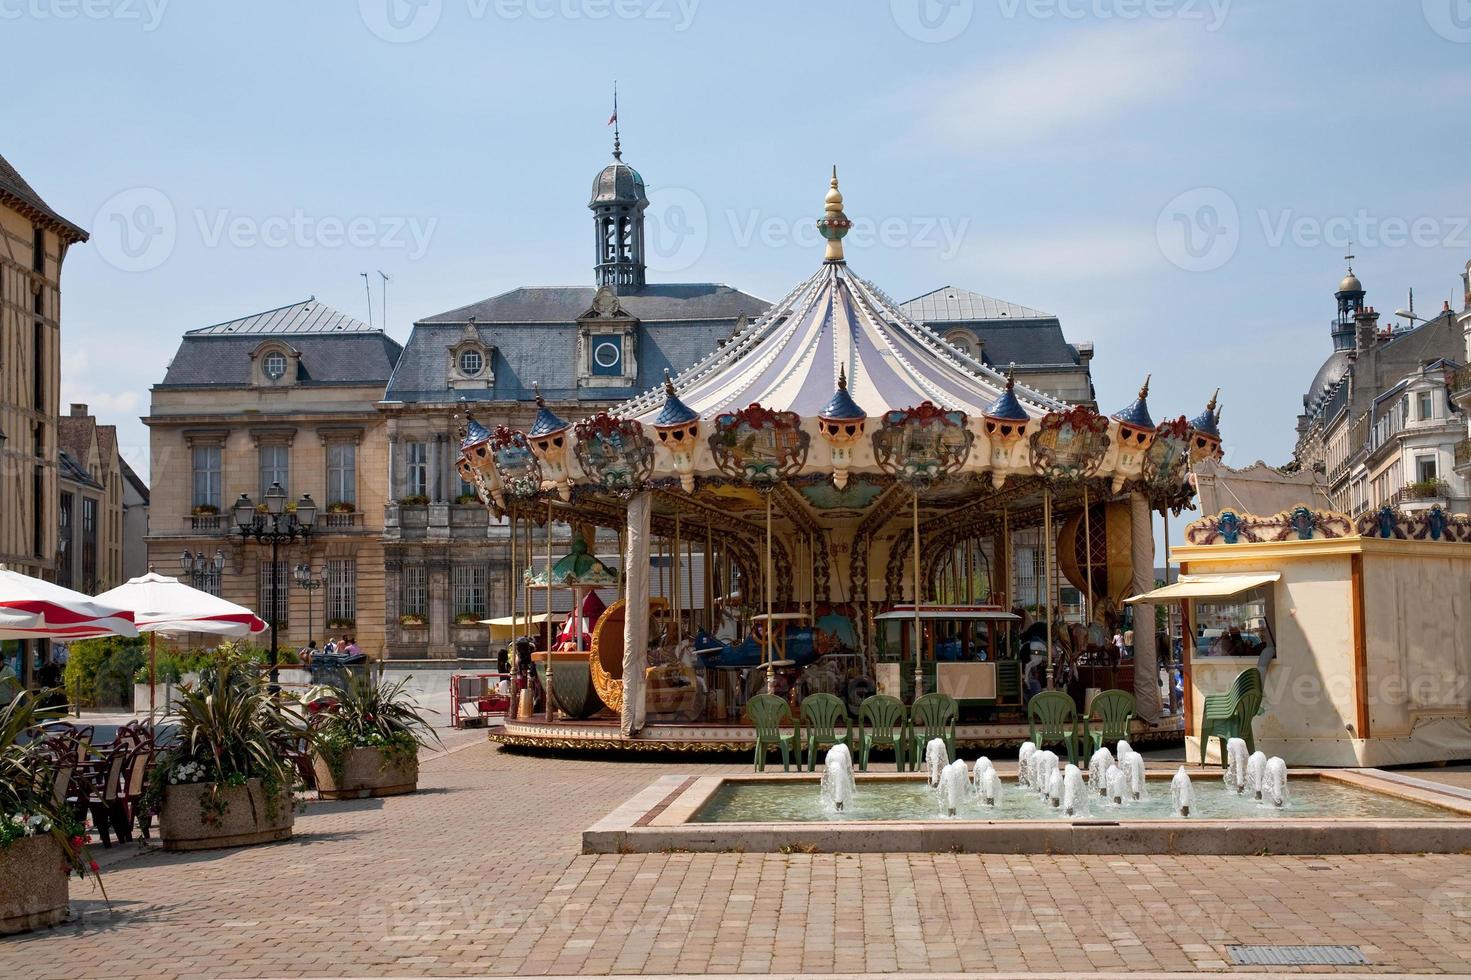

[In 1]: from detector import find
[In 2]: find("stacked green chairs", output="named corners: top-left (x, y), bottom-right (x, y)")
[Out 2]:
top-left (908, 692), bottom-right (959, 764)
top-left (747, 693), bottom-right (799, 772)
top-left (1027, 690), bottom-right (1080, 765)
top-left (798, 693), bottom-right (851, 771)
top-left (855, 694), bottom-right (908, 772)
top-left (1083, 689), bottom-right (1136, 754)
top-left (1199, 666), bottom-right (1264, 763)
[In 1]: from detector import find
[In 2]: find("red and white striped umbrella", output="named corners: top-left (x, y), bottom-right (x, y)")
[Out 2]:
top-left (0, 568), bottom-right (138, 640)
top-left (95, 572), bottom-right (266, 637)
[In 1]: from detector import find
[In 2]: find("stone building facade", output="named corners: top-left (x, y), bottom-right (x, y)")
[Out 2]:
top-left (145, 300), bottom-right (401, 653)
top-left (57, 403), bottom-right (147, 593)
top-left (0, 152), bottom-right (86, 582)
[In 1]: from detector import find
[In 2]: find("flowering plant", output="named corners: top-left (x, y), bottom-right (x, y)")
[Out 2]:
top-left (166, 760), bottom-right (210, 785)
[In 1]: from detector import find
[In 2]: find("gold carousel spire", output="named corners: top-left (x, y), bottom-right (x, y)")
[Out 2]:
top-left (817, 165), bottom-right (852, 264)
top-left (1206, 387), bottom-right (1220, 415)
top-left (1138, 373), bottom-right (1151, 399)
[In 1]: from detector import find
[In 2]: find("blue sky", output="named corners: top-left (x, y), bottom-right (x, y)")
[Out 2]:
top-left (7, 0), bottom-right (1471, 514)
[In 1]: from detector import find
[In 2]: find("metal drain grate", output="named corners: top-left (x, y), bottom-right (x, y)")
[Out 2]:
top-left (1227, 945), bottom-right (1367, 966)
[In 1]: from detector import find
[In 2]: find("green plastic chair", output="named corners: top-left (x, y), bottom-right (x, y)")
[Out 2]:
top-left (856, 694), bottom-right (908, 772)
top-left (747, 693), bottom-right (799, 772)
top-left (908, 693), bottom-right (959, 764)
top-left (1199, 667), bottom-right (1263, 764)
top-left (798, 693), bottom-right (851, 771)
top-left (1027, 690), bottom-right (1080, 765)
top-left (1083, 689), bottom-right (1136, 754)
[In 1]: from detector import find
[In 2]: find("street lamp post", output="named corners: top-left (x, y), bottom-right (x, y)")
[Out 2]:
top-left (293, 561), bottom-right (324, 647)
top-left (232, 483), bottom-right (316, 690)
top-left (178, 548), bottom-right (226, 592)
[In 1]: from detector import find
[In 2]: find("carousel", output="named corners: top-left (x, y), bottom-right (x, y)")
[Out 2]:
top-left (463, 171), bottom-right (1223, 752)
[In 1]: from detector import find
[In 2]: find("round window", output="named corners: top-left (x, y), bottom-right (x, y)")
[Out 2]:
top-left (593, 340), bottom-right (622, 369)
top-left (459, 349), bottom-right (483, 376)
top-left (263, 352), bottom-right (288, 380)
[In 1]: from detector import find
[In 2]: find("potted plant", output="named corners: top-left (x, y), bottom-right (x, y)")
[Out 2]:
top-left (311, 676), bottom-right (439, 800)
top-left (326, 617), bottom-right (356, 631)
top-left (325, 500), bottom-right (355, 514)
top-left (398, 494), bottom-right (429, 506)
top-left (150, 658), bottom-right (306, 851)
top-left (0, 692), bottom-right (105, 935)
top-left (454, 492), bottom-right (479, 505)
top-left (454, 612), bottom-right (482, 626)
top-left (398, 613), bottom-right (428, 628)
top-left (191, 503), bottom-right (220, 516)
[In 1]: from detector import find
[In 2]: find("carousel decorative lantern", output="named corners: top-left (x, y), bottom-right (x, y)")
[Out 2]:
top-left (1141, 416), bottom-right (1195, 513)
top-left (818, 366), bottom-right (867, 489)
top-left (982, 367), bottom-right (1032, 487)
top-left (1029, 405), bottom-right (1111, 485)
top-left (872, 401), bottom-right (973, 490)
top-left (573, 411), bottom-right (655, 495)
top-left (653, 370), bottom-right (701, 493)
top-left (816, 165), bottom-right (852, 263)
top-left (1188, 389), bottom-right (1224, 462)
top-left (489, 424), bottom-right (542, 501)
top-left (1112, 375), bottom-right (1157, 464)
top-left (709, 403), bottom-right (809, 489)
top-left (457, 411), bottom-right (498, 507)
top-left (525, 384), bottom-right (573, 500)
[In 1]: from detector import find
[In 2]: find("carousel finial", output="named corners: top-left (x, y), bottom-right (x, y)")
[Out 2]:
top-left (1138, 374), bottom-right (1151, 399)
top-left (817, 165), bottom-right (852, 264)
top-left (838, 364), bottom-right (848, 390)
top-left (533, 381), bottom-right (546, 408)
top-left (1005, 363), bottom-right (1016, 390)
top-left (663, 367), bottom-right (676, 398)
top-left (1207, 387), bottom-right (1220, 415)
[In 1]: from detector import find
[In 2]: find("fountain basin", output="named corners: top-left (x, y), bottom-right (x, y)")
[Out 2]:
top-left (583, 768), bottom-right (1471, 855)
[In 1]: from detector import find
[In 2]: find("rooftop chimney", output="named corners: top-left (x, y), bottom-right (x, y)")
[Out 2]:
top-left (69, 404), bottom-right (88, 418)
top-left (1355, 307), bottom-right (1380, 352)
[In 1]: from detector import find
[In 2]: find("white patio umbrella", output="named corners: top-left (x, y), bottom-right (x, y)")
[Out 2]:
top-left (0, 568), bottom-right (138, 641)
top-left (95, 572), bottom-right (267, 727)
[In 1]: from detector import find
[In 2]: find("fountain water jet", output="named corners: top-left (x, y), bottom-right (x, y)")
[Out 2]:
top-left (1062, 764), bottom-right (1087, 816)
top-left (970, 757), bottom-right (994, 797)
top-left (1046, 768), bottom-right (1064, 808)
top-left (1033, 750), bottom-right (1058, 795)
top-left (820, 743), bottom-right (857, 813)
top-left (1116, 739), bottom-right (1133, 760)
top-left (939, 760), bottom-right (970, 816)
top-left (1171, 767), bottom-right (1194, 817)
top-left (1224, 737), bottom-right (1248, 794)
top-left (978, 766), bottom-right (1001, 807)
top-left (925, 739), bottom-right (948, 787)
top-left (1089, 747), bottom-right (1115, 796)
top-left (1121, 750), bottom-right (1146, 801)
top-left (1105, 763), bottom-right (1126, 805)
top-left (1245, 751), bottom-right (1268, 801)
top-left (1264, 756), bottom-right (1289, 807)
top-left (1017, 741), bottom-right (1036, 789)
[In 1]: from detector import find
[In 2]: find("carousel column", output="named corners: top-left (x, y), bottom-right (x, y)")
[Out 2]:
top-left (1130, 491), bottom-right (1162, 723)
top-left (621, 491), bottom-right (651, 737)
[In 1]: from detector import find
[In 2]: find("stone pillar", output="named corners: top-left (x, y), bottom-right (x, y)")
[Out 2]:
top-left (1130, 492), bottom-right (1161, 723)
top-left (427, 556), bottom-right (452, 658)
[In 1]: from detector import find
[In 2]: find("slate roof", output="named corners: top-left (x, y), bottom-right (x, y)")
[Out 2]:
top-left (119, 456), bottom-right (150, 504)
top-left (389, 283), bottom-right (770, 404)
top-left (59, 450), bottom-right (101, 490)
top-left (0, 152), bottom-right (88, 242)
top-left (56, 417), bottom-right (97, 476)
top-left (160, 300), bottom-right (402, 388)
top-left (900, 286), bottom-right (1080, 368)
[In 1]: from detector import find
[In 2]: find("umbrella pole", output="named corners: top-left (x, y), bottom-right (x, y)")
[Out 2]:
top-left (148, 631), bottom-right (157, 737)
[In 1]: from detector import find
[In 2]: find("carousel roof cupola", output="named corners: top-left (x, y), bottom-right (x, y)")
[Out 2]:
top-left (589, 90), bottom-right (648, 290)
top-left (816, 166), bottom-right (853, 264)
top-left (983, 366), bottom-right (1030, 436)
top-left (653, 369), bottom-right (701, 493)
top-left (527, 384), bottom-right (574, 499)
top-left (819, 366), bottom-right (867, 489)
top-left (1113, 375), bottom-right (1157, 450)
top-left (1189, 388), bottom-right (1224, 461)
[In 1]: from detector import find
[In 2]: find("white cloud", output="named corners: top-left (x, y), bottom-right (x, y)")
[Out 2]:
top-left (904, 23), bottom-right (1214, 151)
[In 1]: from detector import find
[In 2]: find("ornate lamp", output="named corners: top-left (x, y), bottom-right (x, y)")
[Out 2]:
top-left (817, 367), bottom-right (866, 489)
top-left (1188, 389), bottom-right (1224, 463)
top-left (981, 367), bottom-right (1031, 488)
top-left (653, 372), bottom-right (701, 493)
top-left (525, 384), bottom-right (573, 500)
top-left (1111, 375), bottom-right (1157, 474)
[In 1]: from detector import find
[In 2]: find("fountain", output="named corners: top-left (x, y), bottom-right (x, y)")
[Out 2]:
top-left (1046, 768), bottom-right (1064, 808)
top-left (1245, 750), bottom-right (1268, 801)
top-left (1224, 737), bottom-right (1248, 794)
top-left (820, 743), bottom-right (857, 813)
top-left (1116, 739), bottom-right (1133, 760)
top-left (925, 739), bottom-right (949, 787)
top-left (1264, 756), bottom-right (1289, 807)
top-left (1121, 750), bottom-right (1146, 801)
top-left (1017, 741), bottom-right (1036, 788)
top-left (970, 756), bottom-right (994, 797)
top-left (977, 766), bottom-right (1001, 807)
top-left (1033, 750), bottom-right (1058, 795)
top-left (1105, 763), bottom-right (1126, 805)
top-left (938, 760), bottom-right (970, 816)
top-left (1171, 767), bottom-right (1194, 817)
top-left (1089, 746), bottom-right (1115, 796)
top-left (1062, 764), bottom-right (1087, 816)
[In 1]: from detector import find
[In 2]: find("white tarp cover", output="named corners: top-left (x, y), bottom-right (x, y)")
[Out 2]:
top-left (95, 572), bottom-right (267, 636)
top-left (621, 492), bottom-right (651, 736)
top-left (1124, 572), bottom-right (1281, 604)
top-left (0, 568), bottom-right (138, 640)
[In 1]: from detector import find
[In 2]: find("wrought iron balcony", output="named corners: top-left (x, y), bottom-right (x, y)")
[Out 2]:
top-left (1392, 479), bottom-right (1451, 505)
top-left (1451, 366), bottom-right (1471, 404)
top-left (1456, 437), bottom-right (1471, 471)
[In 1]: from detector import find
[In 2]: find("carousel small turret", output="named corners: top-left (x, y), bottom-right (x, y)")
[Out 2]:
top-left (455, 410), bottom-right (493, 506)
top-left (818, 366), bottom-right (866, 489)
top-left (816, 166), bottom-right (852, 264)
top-left (526, 384), bottom-right (573, 500)
top-left (1112, 375), bottom-right (1157, 465)
top-left (983, 365), bottom-right (1031, 487)
top-left (653, 370), bottom-right (701, 492)
top-left (1189, 389), bottom-right (1224, 462)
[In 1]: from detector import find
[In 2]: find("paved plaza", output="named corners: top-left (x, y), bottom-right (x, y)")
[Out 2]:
top-left (5, 736), bottom-right (1471, 978)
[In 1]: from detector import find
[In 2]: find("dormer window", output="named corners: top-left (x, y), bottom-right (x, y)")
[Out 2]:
top-left (448, 323), bottom-right (494, 391)
top-left (459, 349), bottom-right (483, 377)
top-left (263, 351), bottom-right (288, 380)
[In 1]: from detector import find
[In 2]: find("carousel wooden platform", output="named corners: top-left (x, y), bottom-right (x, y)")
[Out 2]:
top-left (489, 713), bottom-right (1185, 754)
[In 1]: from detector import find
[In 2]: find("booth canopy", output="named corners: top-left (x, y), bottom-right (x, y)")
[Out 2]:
top-left (1124, 572), bottom-right (1280, 604)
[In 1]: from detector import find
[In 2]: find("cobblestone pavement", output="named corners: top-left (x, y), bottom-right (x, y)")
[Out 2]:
top-left (6, 742), bottom-right (1471, 978)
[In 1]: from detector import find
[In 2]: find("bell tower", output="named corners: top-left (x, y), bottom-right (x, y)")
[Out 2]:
top-left (588, 90), bottom-right (648, 291)
top-left (1331, 253), bottom-right (1366, 351)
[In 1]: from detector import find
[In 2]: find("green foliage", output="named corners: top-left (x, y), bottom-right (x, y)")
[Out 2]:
top-left (313, 676), bottom-right (439, 787)
top-left (63, 638), bottom-right (145, 709)
top-left (0, 691), bottom-right (100, 882)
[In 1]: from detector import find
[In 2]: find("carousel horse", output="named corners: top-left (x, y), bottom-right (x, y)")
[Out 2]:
top-left (692, 627), bottom-right (824, 669)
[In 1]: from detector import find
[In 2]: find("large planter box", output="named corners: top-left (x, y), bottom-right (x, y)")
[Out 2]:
top-left (312, 746), bottom-right (418, 800)
top-left (158, 779), bottom-right (294, 851)
top-left (0, 835), bottom-right (69, 935)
